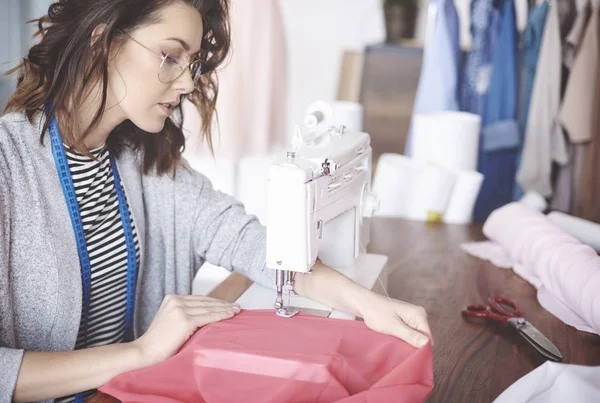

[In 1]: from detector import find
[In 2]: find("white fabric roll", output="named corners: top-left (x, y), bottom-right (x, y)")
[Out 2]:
top-left (411, 111), bottom-right (481, 172)
top-left (331, 101), bottom-right (364, 132)
top-left (372, 154), bottom-right (423, 218)
top-left (547, 212), bottom-right (600, 252)
top-left (406, 162), bottom-right (456, 221)
top-left (443, 170), bottom-right (484, 224)
top-left (519, 190), bottom-right (548, 212)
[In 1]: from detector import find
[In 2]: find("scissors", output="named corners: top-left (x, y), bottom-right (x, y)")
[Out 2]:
top-left (462, 296), bottom-right (563, 362)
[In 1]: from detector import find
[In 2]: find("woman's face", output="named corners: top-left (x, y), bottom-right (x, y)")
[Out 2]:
top-left (107, 2), bottom-right (204, 133)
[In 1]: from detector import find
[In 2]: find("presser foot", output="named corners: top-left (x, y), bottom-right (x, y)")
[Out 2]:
top-left (276, 306), bottom-right (300, 318)
top-left (275, 306), bottom-right (330, 318)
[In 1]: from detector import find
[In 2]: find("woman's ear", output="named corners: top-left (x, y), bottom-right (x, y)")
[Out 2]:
top-left (91, 24), bottom-right (108, 47)
top-left (91, 24), bottom-right (121, 62)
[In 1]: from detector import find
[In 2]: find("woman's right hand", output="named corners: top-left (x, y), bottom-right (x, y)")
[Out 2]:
top-left (133, 294), bottom-right (241, 367)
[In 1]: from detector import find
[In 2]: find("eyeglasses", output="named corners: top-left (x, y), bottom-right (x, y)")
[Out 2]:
top-left (118, 30), bottom-right (202, 84)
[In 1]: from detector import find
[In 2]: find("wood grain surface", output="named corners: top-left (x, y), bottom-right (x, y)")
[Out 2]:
top-left (367, 218), bottom-right (600, 402)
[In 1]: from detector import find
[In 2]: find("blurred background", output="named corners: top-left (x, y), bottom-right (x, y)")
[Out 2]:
top-left (1, 0), bottom-right (595, 229)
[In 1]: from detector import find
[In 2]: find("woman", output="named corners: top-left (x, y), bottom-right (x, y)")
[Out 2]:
top-left (0, 1), bottom-right (432, 402)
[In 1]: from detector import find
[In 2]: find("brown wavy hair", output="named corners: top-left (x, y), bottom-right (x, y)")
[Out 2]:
top-left (2, 0), bottom-right (230, 175)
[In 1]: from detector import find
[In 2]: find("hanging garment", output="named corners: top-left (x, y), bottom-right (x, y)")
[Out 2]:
top-left (513, 1), bottom-right (550, 200)
top-left (559, 1), bottom-right (598, 143)
top-left (516, 2), bottom-right (568, 197)
top-left (460, 0), bottom-right (501, 117)
top-left (405, 0), bottom-right (461, 155)
top-left (98, 310), bottom-right (434, 403)
top-left (183, 0), bottom-right (287, 160)
top-left (472, 0), bottom-right (519, 222)
top-left (551, 1), bottom-right (598, 213)
top-left (514, 0), bottom-right (530, 32)
top-left (563, 0), bottom-right (592, 69)
top-left (574, 4), bottom-right (600, 223)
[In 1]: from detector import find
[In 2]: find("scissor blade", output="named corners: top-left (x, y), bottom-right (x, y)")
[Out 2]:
top-left (508, 318), bottom-right (563, 362)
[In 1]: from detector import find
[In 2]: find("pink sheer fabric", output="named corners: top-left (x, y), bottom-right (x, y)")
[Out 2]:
top-left (461, 202), bottom-right (600, 335)
top-left (99, 310), bottom-right (434, 403)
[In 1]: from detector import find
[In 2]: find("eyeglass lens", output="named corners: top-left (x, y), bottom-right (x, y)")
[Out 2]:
top-left (159, 53), bottom-right (202, 83)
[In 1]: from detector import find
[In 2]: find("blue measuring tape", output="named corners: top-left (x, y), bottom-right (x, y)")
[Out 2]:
top-left (48, 115), bottom-right (138, 403)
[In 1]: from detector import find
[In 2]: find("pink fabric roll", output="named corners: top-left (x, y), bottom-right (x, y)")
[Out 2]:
top-left (461, 202), bottom-right (600, 335)
top-left (99, 310), bottom-right (434, 403)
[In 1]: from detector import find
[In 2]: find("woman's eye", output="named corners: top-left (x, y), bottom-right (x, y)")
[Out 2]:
top-left (162, 52), bottom-right (179, 65)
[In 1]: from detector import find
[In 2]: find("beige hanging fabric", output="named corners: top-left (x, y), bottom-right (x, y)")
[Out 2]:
top-left (559, 0), bottom-right (598, 143)
top-left (574, 3), bottom-right (600, 223)
top-left (551, 0), bottom-right (594, 213)
top-left (517, 3), bottom-right (568, 197)
top-left (184, 0), bottom-right (288, 160)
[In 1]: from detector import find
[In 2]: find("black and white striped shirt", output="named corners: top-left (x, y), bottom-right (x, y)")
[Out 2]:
top-left (55, 144), bottom-right (140, 403)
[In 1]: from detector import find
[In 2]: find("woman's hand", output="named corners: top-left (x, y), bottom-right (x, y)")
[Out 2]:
top-left (360, 293), bottom-right (433, 348)
top-left (294, 262), bottom-right (433, 348)
top-left (133, 294), bottom-right (240, 367)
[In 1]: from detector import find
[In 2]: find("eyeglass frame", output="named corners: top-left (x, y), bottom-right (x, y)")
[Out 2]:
top-left (117, 29), bottom-right (202, 84)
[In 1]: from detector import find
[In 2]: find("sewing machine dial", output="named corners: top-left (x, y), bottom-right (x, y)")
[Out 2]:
top-left (324, 160), bottom-right (367, 195)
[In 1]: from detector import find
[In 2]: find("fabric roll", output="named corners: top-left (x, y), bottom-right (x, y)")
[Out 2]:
top-left (372, 154), bottom-right (423, 218)
top-left (461, 202), bottom-right (600, 335)
top-left (547, 211), bottom-right (600, 252)
top-left (406, 162), bottom-right (457, 222)
top-left (331, 101), bottom-right (364, 132)
top-left (443, 170), bottom-right (484, 224)
top-left (410, 111), bottom-right (481, 172)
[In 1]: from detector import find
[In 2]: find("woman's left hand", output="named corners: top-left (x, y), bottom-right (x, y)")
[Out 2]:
top-left (360, 293), bottom-right (433, 348)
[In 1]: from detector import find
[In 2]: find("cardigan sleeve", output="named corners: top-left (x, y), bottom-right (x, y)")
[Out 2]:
top-left (0, 148), bottom-right (26, 403)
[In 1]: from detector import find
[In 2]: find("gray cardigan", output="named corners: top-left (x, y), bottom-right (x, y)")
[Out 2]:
top-left (0, 111), bottom-right (274, 403)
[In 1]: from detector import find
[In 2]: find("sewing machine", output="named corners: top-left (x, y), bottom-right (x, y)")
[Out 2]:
top-left (261, 101), bottom-right (387, 317)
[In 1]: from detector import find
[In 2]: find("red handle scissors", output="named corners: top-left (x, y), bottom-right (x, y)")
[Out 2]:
top-left (462, 296), bottom-right (563, 362)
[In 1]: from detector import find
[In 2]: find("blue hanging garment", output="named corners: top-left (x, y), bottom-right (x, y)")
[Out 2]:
top-left (405, 0), bottom-right (461, 156)
top-left (473, 0), bottom-right (520, 222)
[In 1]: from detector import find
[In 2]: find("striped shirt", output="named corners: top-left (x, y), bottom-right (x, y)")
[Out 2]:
top-left (55, 144), bottom-right (140, 403)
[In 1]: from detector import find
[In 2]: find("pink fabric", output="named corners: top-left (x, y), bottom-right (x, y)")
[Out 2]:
top-left (99, 310), bottom-right (434, 403)
top-left (461, 202), bottom-right (600, 335)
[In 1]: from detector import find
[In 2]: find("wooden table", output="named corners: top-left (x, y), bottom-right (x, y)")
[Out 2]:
top-left (367, 218), bottom-right (600, 402)
top-left (90, 218), bottom-right (600, 403)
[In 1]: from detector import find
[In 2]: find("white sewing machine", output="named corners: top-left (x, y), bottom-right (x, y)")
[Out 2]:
top-left (234, 101), bottom-right (389, 319)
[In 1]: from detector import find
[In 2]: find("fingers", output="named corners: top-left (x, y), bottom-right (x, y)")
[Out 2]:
top-left (161, 294), bottom-right (242, 330)
top-left (391, 304), bottom-right (433, 348)
top-left (406, 307), bottom-right (433, 345)
top-left (190, 307), bottom-right (237, 328)
top-left (162, 294), bottom-right (239, 309)
top-left (186, 305), bottom-right (241, 316)
top-left (183, 300), bottom-right (239, 309)
top-left (391, 320), bottom-right (431, 348)
top-left (175, 294), bottom-right (233, 305)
